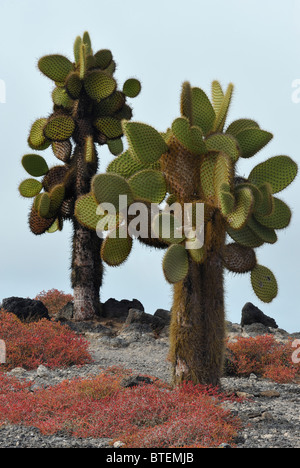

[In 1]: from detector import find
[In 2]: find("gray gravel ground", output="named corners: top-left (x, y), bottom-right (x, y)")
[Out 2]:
top-left (0, 324), bottom-right (299, 448)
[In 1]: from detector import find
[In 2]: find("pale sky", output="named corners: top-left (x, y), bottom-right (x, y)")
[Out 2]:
top-left (0, 0), bottom-right (300, 332)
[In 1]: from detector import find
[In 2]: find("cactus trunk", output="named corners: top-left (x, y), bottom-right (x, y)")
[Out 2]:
top-left (72, 219), bottom-right (103, 320)
top-left (72, 118), bottom-right (102, 321)
top-left (170, 253), bottom-right (225, 387)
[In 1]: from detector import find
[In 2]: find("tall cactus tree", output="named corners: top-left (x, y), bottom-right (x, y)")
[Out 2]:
top-left (75, 81), bottom-right (297, 385)
top-left (19, 32), bottom-right (141, 321)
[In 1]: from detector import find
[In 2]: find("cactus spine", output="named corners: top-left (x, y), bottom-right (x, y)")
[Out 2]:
top-left (19, 32), bottom-right (141, 320)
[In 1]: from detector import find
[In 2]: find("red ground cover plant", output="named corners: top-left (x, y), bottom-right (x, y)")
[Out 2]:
top-left (34, 289), bottom-right (73, 316)
top-left (0, 310), bottom-right (92, 371)
top-left (227, 335), bottom-right (300, 383)
top-left (0, 367), bottom-right (241, 448)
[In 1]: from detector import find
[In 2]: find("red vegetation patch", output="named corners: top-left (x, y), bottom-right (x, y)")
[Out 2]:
top-left (34, 289), bottom-right (73, 316)
top-left (0, 367), bottom-right (241, 448)
top-left (227, 335), bottom-right (300, 383)
top-left (0, 310), bottom-right (92, 371)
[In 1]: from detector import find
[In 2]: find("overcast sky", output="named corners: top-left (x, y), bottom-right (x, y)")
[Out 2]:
top-left (0, 0), bottom-right (299, 332)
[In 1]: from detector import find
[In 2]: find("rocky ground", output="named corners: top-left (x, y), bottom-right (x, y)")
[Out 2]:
top-left (0, 304), bottom-right (300, 449)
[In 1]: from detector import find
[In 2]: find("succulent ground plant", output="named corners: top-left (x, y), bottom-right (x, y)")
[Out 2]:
top-left (19, 32), bottom-right (141, 320)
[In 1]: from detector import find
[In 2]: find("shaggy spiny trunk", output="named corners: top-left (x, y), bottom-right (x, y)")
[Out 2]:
top-left (72, 117), bottom-right (103, 321)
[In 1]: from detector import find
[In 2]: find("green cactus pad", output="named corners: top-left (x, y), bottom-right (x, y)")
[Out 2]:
top-left (19, 179), bottom-right (43, 198)
top-left (254, 182), bottom-right (274, 217)
top-left (152, 212), bottom-right (185, 245)
top-left (28, 118), bottom-right (50, 150)
top-left (206, 133), bottom-right (240, 162)
top-left (94, 49), bottom-right (113, 69)
top-left (190, 87), bottom-right (216, 134)
top-left (75, 193), bottom-right (101, 230)
top-left (65, 72), bottom-right (82, 99)
top-left (235, 182), bottom-right (263, 211)
top-left (188, 244), bottom-right (207, 264)
top-left (92, 173), bottom-right (134, 209)
top-left (44, 115), bottom-right (75, 141)
top-left (220, 187), bottom-right (235, 216)
top-left (171, 117), bottom-right (207, 154)
top-left (255, 197), bottom-right (292, 230)
top-left (248, 156), bottom-right (298, 194)
top-left (52, 140), bottom-right (72, 162)
top-left (226, 187), bottom-right (254, 230)
top-left (115, 104), bottom-right (133, 121)
top-left (128, 169), bottom-right (167, 204)
top-left (247, 216), bottom-right (277, 244)
top-left (123, 121), bottom-right (168, 165)
top-left (38, 55), bottom-right (73, 82)
top-left (226, 119), bottom-right (260, 137)
top-left (163, 244), bottom-right (189, 284)
top-left (214, 153), bottom-right (233, 202)
top-left (107, 138), bottom-right (124, 156)
top-left (82, 32), bottom-right (92, 55)
top-left (73, 36), bottom-right (82, 64)
top-left (49, 184), bottom-right (65, 215)
top-left (79, 43), bottom-right (87, 79)
top-left (47, 219), bottom-right (60, 234)
top-left (107, 150), bottom-right (145, 179)
top-left (93, 92), bottom-right (125, 117)
top-left (235, 128), bottom-right (273, 159)
top-left (221, 243), bottom-right (257, 273)
top-left (84, 70), bottom-right (116, 102)
top-left (211, 81), bottom-right (224, 114)
top-left (38, 192), bottom-right (51, 218)
top-left (101, 226), bottom-right (132, 266)
top-left (123, 79), bottom-right (141, 98)
top-left (22, 154), bottom-right (49, 177)
top-left (200, 155), bottom-right (218, 200)
top-left (52, 87), bottom-right (73, 108)
top-left (93, 117), bottom-right (123, 139)
top-left (251, 265), bottom-right (278, 303)
top-left (227, 224), bottom-right (264, 248)
top-left (213, 83), bottom-right (234, 132)
top-left (84, 136), bottom-right (96, 163)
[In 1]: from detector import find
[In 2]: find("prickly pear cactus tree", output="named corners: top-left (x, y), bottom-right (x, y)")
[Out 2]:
top-left (19, 32), bottom-right (141, 321)
top-left (75, 80), bottom-right (297, 385)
